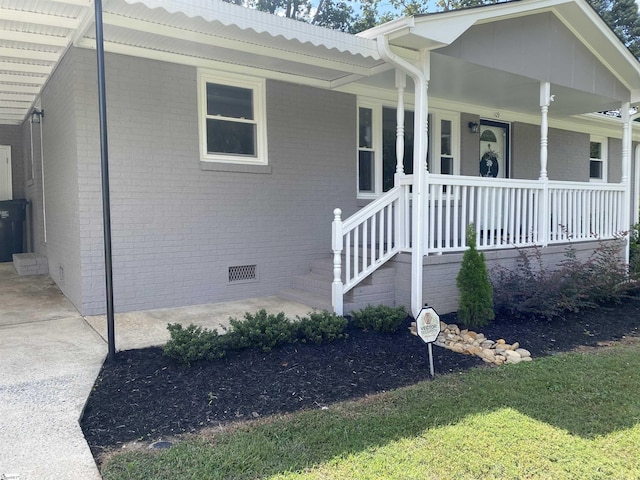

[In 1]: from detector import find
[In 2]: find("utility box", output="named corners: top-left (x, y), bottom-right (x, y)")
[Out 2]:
top-left (0, 199), bottom-right (27, 262)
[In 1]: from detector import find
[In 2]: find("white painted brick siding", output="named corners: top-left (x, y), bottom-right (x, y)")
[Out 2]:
top-left (52, 48), bottom-right (358, 315)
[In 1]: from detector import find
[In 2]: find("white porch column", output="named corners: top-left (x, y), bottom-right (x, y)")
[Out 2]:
top-left (395, 70), bottom-right (406, 178)
top-left (539, 82), bottom-right (553, 180)
top-left (412, 50), bottom-right (429, 318)
top-left (376, 36), bottom-right (429, 318)
top-left (539, 82), bottom-right (553, 247)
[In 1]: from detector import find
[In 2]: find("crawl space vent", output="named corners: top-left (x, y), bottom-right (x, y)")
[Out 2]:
top-left (228, 264), bottom-right (258, 283)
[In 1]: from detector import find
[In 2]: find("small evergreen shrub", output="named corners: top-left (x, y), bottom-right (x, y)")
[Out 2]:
top-left (163, 323), bottom-right (228, 365)
top-left (226, 309), bottom-right (297, 352)
top-left (297, 311), bottom-right (348, 344)
top-left (351, 304), bottom-right (407, 333)
top-left (456, 224), bottom-right (495, 328)
top-left (492, 238), bottom-right (633, 320)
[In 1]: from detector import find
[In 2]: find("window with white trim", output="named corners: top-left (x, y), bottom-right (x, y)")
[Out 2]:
top-left (589, 135), bottom-right (607, 182)
top-left (358, 105), bottom-right (379, 196)
top-left (357, 104), bottom-right (415, 197)
top-left (427, 111), bottom-right (460, 175)
top-left (198, 71), bottom-right (268, 165)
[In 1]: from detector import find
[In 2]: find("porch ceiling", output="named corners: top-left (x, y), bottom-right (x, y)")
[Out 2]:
top-left (358, 53), bottom-right (624, 117)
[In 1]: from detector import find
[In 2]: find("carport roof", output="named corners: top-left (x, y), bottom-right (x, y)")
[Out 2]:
top-left (0, 0), bottom-right (384, 126)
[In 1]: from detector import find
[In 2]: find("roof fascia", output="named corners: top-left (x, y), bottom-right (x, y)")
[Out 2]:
top-left (73, 41), bottom-right (338, 89)
top-left (97, 11), bottom-right (379, 77)
top-left (359, 0), bottom-right (570, 47)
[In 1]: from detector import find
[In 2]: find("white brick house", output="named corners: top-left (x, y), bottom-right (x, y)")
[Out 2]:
top-left (0, 0), bottom-right (639, 317)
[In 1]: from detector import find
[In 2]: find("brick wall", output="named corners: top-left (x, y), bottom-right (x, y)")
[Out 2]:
top-left (392, 241), bottom-right (608, 315)
top-left (67, 48), bottom-right (358, 315)
top-left (39, 50), bottom-right (83, 309)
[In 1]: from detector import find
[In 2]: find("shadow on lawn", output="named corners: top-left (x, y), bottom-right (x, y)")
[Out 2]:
top-left (103, 341), bottom-right (640, 479)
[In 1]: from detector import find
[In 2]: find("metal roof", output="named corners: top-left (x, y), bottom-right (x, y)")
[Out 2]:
top-left (0, 0), bottom-right (384, 125)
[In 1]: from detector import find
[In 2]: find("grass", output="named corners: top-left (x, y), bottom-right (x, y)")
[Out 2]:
top-left (101, 341), bottom-right (640, 480)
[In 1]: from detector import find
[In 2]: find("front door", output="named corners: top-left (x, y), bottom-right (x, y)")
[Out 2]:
top-left (0, 145), bottom-right (12, 200)
top-left (479, 120), bottom-right (509, 179)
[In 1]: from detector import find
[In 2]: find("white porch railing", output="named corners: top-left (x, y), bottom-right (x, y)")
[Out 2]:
top-left (425, 174), bottom-right (626, 253)
top-left (332, 174), bottom-right (626, 314)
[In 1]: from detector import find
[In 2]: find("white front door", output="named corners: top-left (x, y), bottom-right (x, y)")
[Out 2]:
top-left (0, 145), bottom-right (12, 200)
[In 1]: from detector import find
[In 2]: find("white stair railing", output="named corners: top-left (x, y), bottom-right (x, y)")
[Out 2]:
top-left (332, 184), bottom-right (409, 315)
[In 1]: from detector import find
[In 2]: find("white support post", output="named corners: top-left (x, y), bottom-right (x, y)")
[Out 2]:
top-left (331, 208), bottom-right (344, 316)
top-left (539, 82), bottom-right (553, 181)
top-left (621, 103), bottom-right (632, 266)
top-left (376, 38), bottom-right (429, 318)
top-left (395, 70), bottom-right (406, 178)
top-left (411, 51), bottom-right (430, 318)
top-left (539, 82), bottom-right (553, 246)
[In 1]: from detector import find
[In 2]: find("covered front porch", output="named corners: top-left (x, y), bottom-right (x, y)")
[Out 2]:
top-left (331, 0), bottom-right (640, 317)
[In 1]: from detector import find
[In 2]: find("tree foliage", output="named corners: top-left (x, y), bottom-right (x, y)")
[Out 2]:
top-left (455, 225), bottom-right (495, 328)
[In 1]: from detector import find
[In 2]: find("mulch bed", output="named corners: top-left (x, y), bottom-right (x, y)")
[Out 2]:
top-left (80, 297), bottom-right (640, 462)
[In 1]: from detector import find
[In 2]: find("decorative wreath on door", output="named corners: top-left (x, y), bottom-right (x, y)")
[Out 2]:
top-left (480, 145), bottom-right (499, 177)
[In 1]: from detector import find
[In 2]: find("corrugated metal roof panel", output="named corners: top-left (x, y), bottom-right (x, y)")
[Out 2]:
top-left (0, 0), bottom-right (92, 124)
top-left (118, 0), bottom-right (379, 58)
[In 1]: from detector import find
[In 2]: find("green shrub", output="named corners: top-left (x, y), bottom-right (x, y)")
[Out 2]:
top-left (492, 238), bottom-right (633, 320)
top-left (456, 224), bottom-right (495, 328)
top-left (351, 304), bottom-right (407, 333)
top-left (297, 311), bottom-right (348, 344)
top-left (163, 323), bottom-right (228, 365)
top-left (226, 309), bottom-right (296, 352)
top-left (629, 222), bottom-right (640, 276)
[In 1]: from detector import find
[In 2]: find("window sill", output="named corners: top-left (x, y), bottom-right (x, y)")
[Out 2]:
top-left (200, 161), bottom-right (272, 174)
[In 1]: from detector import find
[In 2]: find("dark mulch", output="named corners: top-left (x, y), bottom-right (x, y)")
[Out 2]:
top-left (80, 297), bottom-right (640, 462)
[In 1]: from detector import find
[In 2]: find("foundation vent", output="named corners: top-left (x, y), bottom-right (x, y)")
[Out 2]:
top-left (228, 264), bottom-right (258, 284)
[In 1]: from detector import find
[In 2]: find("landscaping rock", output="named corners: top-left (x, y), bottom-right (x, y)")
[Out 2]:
top-left (411, 322), bottom-right (533, 367)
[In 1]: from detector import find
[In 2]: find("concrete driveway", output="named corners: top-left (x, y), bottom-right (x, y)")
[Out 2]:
top-left (0, 264), bottom-right (105, 479)
top-left (0, 262), bottom-right (316, 479)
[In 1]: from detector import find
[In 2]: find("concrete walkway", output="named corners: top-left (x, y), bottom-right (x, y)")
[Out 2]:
top-left (0, 263), bottom-right (315, 479)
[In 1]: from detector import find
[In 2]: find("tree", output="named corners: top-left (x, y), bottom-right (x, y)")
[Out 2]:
top-left (588, 0), bottom-right (640, 58)
top-left (456, 225), bottom-right (495, 328)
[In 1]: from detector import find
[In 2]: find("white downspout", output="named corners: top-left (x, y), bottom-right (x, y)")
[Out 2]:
top-left (634, 142), bottom-right (640, 227)
top-left (621, 103), bottom-right (631, 266)
top-left (377, 35), bottom-right (429, 318)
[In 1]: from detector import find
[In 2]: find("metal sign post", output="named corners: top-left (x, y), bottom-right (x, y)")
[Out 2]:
top-left (416, 306), bottom-right (440, 377)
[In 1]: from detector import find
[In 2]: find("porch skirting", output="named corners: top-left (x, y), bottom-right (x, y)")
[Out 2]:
top-left (390, 240), bottom-right (609, 315)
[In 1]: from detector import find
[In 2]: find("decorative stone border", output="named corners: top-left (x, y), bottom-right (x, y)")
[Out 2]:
top-left (410, 321), bottom-right (532, 366)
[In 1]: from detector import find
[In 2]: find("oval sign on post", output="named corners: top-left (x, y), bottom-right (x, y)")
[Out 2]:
top-left (416, 307), bottom-right (440, 344)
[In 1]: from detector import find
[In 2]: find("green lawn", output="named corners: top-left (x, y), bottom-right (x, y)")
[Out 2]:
top-left (101, 342), bottom-right (640, 480)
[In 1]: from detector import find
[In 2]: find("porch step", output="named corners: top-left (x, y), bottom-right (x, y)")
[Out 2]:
top-left (279, 255), bottom-right (398, 316)
top-left (12, 253), bottom-right (48, 276)
top-left (279, 288), bottom-right (333, 312)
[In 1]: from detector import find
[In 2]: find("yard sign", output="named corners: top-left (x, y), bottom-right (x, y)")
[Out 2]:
top-left (416, 306), bottom-right (440, 377)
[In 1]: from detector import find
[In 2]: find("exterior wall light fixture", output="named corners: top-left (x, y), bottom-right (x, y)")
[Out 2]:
top-left (468, 121), bottom-right (479, 133)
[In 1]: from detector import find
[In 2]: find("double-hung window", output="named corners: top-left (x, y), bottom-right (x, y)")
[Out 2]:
top-left (198, 71), bottom-right (267, 165)
top-left (589, 135), bottom-right (607, 182)
top-left (427, 111), bottom-right (460, 175)
top-left (358, 103), bottom-right (414, 198)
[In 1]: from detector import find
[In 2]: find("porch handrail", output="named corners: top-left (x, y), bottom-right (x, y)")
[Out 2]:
top-left (332, 184), bottom-right (409, 315)
top-left (425, 174), bottom-right (626, 254)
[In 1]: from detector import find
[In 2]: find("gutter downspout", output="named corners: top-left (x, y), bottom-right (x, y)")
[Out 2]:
top-left (621, 103), bottom-right (632, 267)
top-left (376, 35), bottom-right (429, 319)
